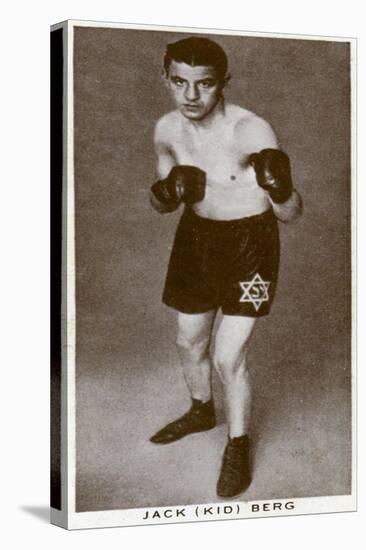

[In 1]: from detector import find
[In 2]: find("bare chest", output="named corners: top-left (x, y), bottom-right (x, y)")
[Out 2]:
top-left (172, 127), bottom-right (239, 171)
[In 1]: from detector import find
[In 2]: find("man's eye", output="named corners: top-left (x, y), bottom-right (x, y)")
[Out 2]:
top-left (199, 81), bottom-right (215, 88)
top-left (173, 78), bottom-right (184, 86)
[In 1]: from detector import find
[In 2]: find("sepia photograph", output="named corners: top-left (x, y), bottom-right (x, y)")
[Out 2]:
top-left (51, 20), bottom-right (355, 529)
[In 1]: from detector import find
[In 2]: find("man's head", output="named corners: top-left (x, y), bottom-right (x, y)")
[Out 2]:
top-left (164, 37), bottom-right (228, 82)
top-left (163, 37), bottom-right (230, 121)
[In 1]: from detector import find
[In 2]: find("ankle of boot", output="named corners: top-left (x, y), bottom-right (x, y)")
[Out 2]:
top-left (191, 398), bottom-right (214, 411)
top-left (228, 434), bottom-right (249, 446)
top-left (189, 399), bottom-right (216, 427)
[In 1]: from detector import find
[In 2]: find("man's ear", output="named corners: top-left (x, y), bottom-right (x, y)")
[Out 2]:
top-left (223, 72), bottom-right (231, 88)
top-left (161, 69), bottom-right (170, 88)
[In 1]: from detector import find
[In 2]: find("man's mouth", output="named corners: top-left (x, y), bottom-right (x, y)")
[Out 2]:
top-left (184, 104), bottom-right (200, 110)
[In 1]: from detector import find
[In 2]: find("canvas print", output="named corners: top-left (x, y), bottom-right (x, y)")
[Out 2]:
top-left (50, 20), bottom-right (356, 530)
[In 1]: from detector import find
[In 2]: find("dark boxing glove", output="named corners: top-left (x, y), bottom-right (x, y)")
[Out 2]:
top-left (151, 165), bottom-right (206, 209)
top-left (249, 148), bottom-right (293, 204)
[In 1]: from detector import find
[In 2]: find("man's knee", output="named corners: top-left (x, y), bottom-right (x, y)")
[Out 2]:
top-left (176, 332), bottom-right (210, 363)
top-left (213, 347), bottom-right (249, 382)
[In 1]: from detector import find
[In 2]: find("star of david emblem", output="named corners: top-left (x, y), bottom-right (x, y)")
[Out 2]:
top-left (239, 273), bottom-right (270, 311)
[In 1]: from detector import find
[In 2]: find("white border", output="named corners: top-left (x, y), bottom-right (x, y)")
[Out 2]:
top-left (65, 19), bottom-right (77, 525)
top-left (68, 495), bottom-right (356, 530)
top-left (351, 37), bottom-right (357, 509)
top-left (51, 19), bottom-right (357, 531)
top-left (52, 18), bottom-right (355, 42)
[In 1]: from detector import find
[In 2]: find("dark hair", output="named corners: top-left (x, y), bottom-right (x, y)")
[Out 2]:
top-left (163, 37), bottom-right (228, 82)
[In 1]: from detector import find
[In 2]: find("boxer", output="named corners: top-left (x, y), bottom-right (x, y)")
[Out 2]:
top-left (149, 37), bottom-right (302, 498)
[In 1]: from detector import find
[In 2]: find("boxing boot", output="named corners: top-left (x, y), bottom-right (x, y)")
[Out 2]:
top-left (150, 398), bottom-right (216, 444)
top-left (216, 435), bottom-right (251, 498)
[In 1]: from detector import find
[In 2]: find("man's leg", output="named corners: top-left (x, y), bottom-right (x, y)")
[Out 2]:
top-left (213, 314), bottom-right (257, 497)
top-left (150, 310), bottom-right (217, 444)
top-left (176, 311), bottom-right (216, 402)
top-left (214, 315), bottom-right (256, 437)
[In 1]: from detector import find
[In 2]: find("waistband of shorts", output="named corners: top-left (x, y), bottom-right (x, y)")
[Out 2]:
top-left (182, 206), bottom-right (275, 228)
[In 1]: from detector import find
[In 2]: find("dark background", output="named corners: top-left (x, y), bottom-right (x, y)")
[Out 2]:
top-left (73, 27), bottom-right (351, 511)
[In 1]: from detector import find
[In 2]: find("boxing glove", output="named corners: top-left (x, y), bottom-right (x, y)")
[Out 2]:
top-left (151, 165), bottom-right (206, 209)
top-left (249, 148), bottom-right (293, 204)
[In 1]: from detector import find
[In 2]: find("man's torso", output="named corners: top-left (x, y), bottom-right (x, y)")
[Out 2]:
top-left (158, 103), bottom-right (277, 220)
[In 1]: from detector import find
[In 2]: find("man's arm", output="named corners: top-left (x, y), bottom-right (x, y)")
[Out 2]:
top-left (150, 124), bottom-right (177, 213)
top-left (249, 146), bottom-right (303, 224)
top-left (237, 116), bottom-right (303, 224)
top-left (269, 189), bottom-right (303, 224)
top-left (150, 119), bottom-right (206, 213)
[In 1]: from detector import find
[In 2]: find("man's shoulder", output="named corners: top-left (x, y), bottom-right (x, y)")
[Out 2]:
top-left (154, 110), bottom-right (180, 143)
top-left (226, 103), bottom-right (254, 121)
top-left (229, 105), bottom-right (277, 144)
top-left (226, 103), bottom-right (278, 149)
top-left (227, 104), bottom-right (271, 132)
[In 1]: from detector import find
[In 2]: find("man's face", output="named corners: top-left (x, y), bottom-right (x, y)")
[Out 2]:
top-left (166, 61), bottom-right (224, 121)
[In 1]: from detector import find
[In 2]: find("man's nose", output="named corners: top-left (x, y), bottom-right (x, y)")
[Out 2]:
top-left (184, 84), bottom-right (199, 101)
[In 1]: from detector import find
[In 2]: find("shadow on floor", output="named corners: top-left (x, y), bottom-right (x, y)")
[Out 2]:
top-left (20, 506), bottom-right (50, 523)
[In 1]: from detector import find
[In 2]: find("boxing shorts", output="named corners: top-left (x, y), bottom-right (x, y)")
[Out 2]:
top-left (162, 207), bottom-right (280, 317)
